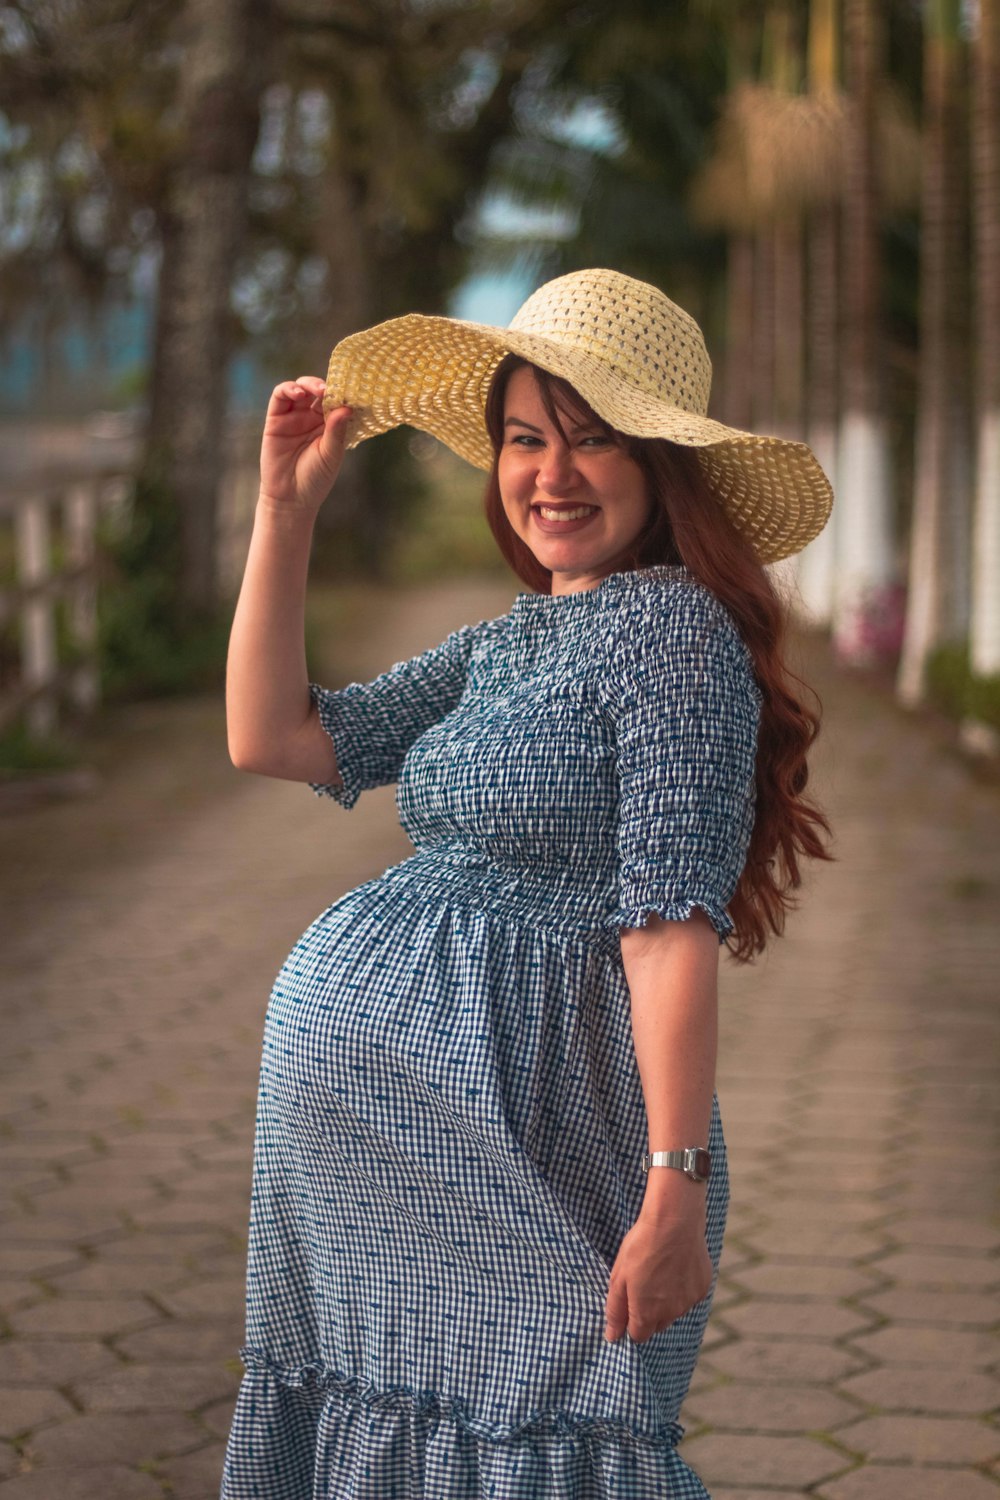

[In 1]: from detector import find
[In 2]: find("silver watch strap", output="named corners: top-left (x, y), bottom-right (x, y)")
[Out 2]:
top-left (641, 1147), bottom-right (711, 1180)
top-left (644, 1151), bottom-right (688, 1172)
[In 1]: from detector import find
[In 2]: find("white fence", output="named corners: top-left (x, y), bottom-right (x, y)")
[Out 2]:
top-left (0, 470), bottom-right (131, 738)
top-left (0, 418), bottom-right (260, 741)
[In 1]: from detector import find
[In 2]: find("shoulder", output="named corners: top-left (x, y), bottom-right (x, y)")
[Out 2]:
top-left (603, 567), bottom-right (761, 706)
top-left (443, 611), bottom-right (510, 654)
top-left (613, 564), bottom-right (723, 614)
top-left (607, 565), bottom-right (746, 653)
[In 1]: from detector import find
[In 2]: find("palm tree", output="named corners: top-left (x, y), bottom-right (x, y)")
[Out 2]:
top-left (143, 0), bottom-right (268, 616)
top-left (724, 234), bottom-right (755, 430)
top-left (897, 0), bottom-right (968, 707)
top-left (689, 2), bottom-right (846, 611)
top-left (964, 0), bottom-right (1000, 753)
top-left (835, 0), bottom-right (898, 666)
top-left (794, 0), bottom-right (842, 631)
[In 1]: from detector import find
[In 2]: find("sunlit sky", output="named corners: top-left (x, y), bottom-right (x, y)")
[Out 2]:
top-left (449, 271), bottom-right (532, 327)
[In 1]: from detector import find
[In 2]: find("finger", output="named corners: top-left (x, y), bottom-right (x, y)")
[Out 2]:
top-left (317, 405), bottom-right (353, 465)
top-left (269, 380), bottom-right (314, 411)
top-left (626, 1321), bottom-right (652, 1344)
top-left (294, 375), bottom-right (326, 394)
top-left (604, 1279), bottom-right (628, 1343)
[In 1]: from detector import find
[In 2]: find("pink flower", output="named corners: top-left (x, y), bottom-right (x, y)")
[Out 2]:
top-left (835, 581), bottom-right (907, 666)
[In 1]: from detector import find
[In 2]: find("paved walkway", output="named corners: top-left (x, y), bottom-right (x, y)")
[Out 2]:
top-left (0, 576), bottom-right (997, 1499)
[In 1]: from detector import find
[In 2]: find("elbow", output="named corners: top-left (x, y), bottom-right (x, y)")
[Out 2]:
top-left (227, 736), bottom-right (269, 775)
top-left (228, 746), bottom-right (256, 774)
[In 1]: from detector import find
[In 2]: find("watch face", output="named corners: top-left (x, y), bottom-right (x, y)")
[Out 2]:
top-left (691, 1148), bottom-right (711, 1180)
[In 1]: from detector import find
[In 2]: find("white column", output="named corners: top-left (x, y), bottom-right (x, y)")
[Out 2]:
top-left (833, 411), bottom-right (897, 665)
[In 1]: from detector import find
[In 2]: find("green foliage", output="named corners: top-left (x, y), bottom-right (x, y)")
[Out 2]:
top-left (0, 722), bottom-right (80, 773)
top-left (312, 426), bottom-right (437, 582)
top-left (475, 2), bottom-right (738, 303)
top-left (968, 671), bottom-right (1000, 733)
top-left (924, 640), bottom-right (968, 716)
top-left (107, 365), bottom-right (149, 407)
top-left (97, 475), bottom-right (229, 701)
top-left (925, 641), bottom-right (1000, 731)
top-left (385, 443), bottom-right (509, 585)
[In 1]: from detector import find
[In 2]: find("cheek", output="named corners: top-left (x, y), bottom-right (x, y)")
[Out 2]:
top-left (617, 468), bottom-right (652, 526)
top-left (497, 478), bottom-right (526, 529)
top-left (497, 456), bottom-right (524, 501)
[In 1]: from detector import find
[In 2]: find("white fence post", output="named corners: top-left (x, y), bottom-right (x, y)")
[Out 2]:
top-left (14, 494), bottom-right (58, 739)
top-left (65, 480), bottom-right (100, 713)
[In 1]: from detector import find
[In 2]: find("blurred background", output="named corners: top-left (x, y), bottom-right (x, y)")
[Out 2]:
top-left (1, 7), bottom-right (999, 1496)
top-left (0, 0), bottom-right (997, 776)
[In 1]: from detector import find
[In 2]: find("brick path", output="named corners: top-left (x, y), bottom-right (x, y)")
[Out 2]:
top-left (1, 576), bottom-right (997, 1498)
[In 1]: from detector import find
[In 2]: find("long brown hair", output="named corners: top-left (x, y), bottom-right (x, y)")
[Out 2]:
top-left (483, 355), bottom-right (835, 963)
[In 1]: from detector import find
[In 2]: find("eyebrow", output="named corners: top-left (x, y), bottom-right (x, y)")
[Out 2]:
top-left (503, 415), bottom-right (600, 433)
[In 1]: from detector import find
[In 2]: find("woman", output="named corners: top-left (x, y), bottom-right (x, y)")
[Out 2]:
top-left (222, 268), bottom-right (835, 1499)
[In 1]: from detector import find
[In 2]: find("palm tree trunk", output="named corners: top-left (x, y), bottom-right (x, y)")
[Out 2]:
top-left (142, 0), bottom-right (266, 616)
top-left (966, 0), bottom-right (1000, 751)
top-left (724, 234), bottom-right (755, 430)
top-left (796, 0), bottom-right (840, 627)
top-left (836, 0), bottom-right (897, 666)
top-left (767, 214), bottom-right (809, 608)
top-left (797, 200), bottom-right (840, 626)
top-left (897, 0), bottom-right (967, 707)
top-left (752, 229), bottom-right (777, 434)
top-left (773, 217), bottom-right (804, 439)
top-left (309, 148), bottom-right (380, 569)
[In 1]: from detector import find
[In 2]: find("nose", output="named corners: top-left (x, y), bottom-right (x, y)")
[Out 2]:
top-left (536, 442), bottom-right (577, 495)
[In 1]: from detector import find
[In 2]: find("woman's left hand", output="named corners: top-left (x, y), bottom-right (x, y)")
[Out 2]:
top-left (604, 1198), bottom-right (714, 1344)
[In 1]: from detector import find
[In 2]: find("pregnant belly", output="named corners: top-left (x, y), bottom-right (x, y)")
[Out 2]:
top-left (259, 882), bottom-right (643, 1286)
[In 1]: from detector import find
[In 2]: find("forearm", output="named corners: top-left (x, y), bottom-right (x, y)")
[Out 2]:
top-left (620, 910), bottom-right (719, 1224)
top-left (226, 496), bottom-right (321, 772)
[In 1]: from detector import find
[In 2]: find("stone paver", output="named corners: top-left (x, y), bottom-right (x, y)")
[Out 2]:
top-left (2, 575), bottom-right (999, 1496)
top-left (859, 1286), bottom-right (999, 1327)
top-left (701, 1337), bottom-right (869, 1385)
top-left (717, 1297), bottom-right (877, 1340)
top-left (684, 1382), bottom-right (859, 1433)
top-left (678, 1432), bottom-right (849, 1489)
top-left (838, 1364), bottom-right (998, 1414)
top-left (0, 1390), bottom-right (77, 1441)
top-left (22, 1411), bottom-right (208, 1467)
top-left (840, 1415), bottom-right (1000, 1465)
top-left (0, 1470), bottom-right (165, 1499)
top-left (817, 1467), bottom-right (1000, 1499)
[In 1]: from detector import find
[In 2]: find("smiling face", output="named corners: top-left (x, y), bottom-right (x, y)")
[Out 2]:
top-left (497, 365), bottom-right (654, 596)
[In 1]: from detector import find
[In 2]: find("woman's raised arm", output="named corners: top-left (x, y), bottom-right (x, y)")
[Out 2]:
top-left (225, 375), bottom-right (353, 782)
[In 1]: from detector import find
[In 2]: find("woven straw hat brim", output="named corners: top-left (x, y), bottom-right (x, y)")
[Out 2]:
top-left (323, 312), bottom-right (833, 565)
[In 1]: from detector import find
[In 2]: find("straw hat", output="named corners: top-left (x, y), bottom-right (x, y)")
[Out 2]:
top-left (323, 267), bottom-right (833, 564)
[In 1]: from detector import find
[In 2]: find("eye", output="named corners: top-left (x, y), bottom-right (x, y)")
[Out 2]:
top-left (509, 433), bottom-right (543, 448)
top-left (578, 433), bottom-right (612, 448)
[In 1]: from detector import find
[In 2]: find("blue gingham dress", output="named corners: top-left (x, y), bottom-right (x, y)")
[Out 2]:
top-left (222, 564), bottom-right (761, 1500)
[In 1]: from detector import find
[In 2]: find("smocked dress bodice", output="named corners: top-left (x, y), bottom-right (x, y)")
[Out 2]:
top-left (308, 565), bottom-right (761, 957)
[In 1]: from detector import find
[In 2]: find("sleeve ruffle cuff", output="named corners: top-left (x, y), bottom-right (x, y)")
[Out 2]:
top-left (609, 897), bottom-right (735, 945)
top-left (307, 682), bottom-right (362, 810)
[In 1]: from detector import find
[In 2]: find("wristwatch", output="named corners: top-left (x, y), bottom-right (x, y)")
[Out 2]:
top-left (641, 1147), bottom-right (711, 1182)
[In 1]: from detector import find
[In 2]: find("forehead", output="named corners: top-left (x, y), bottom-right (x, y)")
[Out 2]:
top-left (503, 365), bottom-right (595, 426)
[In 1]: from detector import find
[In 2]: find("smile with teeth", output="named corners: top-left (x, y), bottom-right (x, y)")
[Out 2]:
top-left (535, 505), bottom-right (598, 521)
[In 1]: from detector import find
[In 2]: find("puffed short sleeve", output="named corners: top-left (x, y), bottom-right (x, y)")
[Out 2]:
top-left (308, 618), bottom-right (488, 810)
top-left (603, 581), bottom-right (762, 945)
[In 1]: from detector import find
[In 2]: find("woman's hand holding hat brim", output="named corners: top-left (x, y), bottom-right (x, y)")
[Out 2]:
top-left (260, 376), bottom-right (353, 517)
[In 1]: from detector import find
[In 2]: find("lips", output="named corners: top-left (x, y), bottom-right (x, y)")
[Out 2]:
top-left (531, 503), bottom-right (600, 534)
